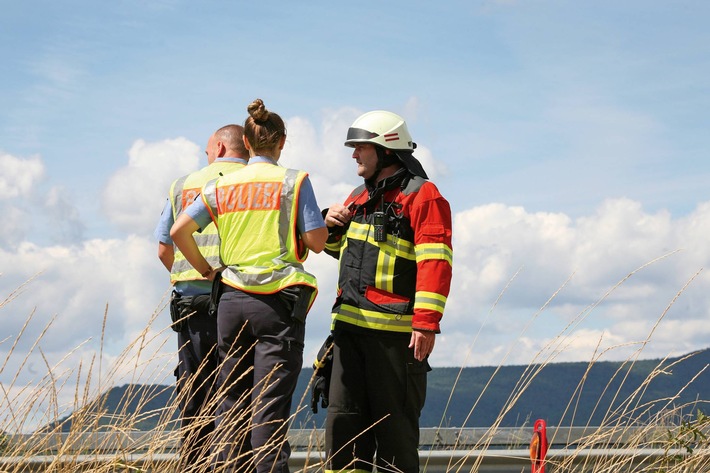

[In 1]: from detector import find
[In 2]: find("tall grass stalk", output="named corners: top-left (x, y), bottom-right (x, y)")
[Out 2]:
top-left (1, 261), bottom-right (709, 472)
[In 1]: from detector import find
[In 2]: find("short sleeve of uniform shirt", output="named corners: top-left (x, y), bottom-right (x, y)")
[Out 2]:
top-left (185, 174), bottom-right (325, 233)
top-left (154, 200), bottom-right (174, 244)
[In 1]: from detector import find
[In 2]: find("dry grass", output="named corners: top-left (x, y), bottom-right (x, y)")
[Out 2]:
top-left (1, 259), bottom-right (709, 472)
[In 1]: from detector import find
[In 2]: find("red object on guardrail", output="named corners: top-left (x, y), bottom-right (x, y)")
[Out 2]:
top-left (529, 419), bottom-right (548, 473)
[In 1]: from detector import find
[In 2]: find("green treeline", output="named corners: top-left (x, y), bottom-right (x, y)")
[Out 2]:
top-left (48, 348), bottom-right (709, 432)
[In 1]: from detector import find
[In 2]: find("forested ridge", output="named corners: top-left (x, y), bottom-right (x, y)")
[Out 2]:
top-left (48, 348), bottom-right (709, 431)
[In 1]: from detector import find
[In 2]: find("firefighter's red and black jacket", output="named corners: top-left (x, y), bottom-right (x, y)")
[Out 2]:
top-left (325, 169), bottom-right (453, 335)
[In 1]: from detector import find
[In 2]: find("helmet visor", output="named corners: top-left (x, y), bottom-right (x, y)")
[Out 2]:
top-left (345, 127), bottom-right (379, 146)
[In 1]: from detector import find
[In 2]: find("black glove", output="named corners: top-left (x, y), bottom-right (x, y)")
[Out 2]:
top-left (170, 293), bottom-right (194, 332)
top-left (311, 374), bottom-right (329, 414)
top-left (311, 334), bottom-right (334, 414)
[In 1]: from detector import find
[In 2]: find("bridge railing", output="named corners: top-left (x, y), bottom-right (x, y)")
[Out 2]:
top-left (2, 425), bottom-right (680, 454)
top-left (2, 426), bottom-right (708, 472)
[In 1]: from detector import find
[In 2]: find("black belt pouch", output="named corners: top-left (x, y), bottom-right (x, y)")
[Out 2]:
top-left (279, 285), bottom-right (315, 324)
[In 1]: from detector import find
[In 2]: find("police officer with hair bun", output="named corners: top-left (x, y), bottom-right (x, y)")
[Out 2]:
top-left (171, 98), bottom-right (328, 473)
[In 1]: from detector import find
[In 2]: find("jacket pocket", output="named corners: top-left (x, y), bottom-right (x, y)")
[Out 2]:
top-left (365, 285), bottom-right (410, 305)
top-left (405, 358), bottom-right (431, 412)
top-left (364, 285), bottom-right (411, 314)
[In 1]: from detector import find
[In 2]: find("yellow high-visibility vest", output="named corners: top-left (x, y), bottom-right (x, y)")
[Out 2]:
top-left (170, 161), bottom-right (244, 283)
top-left (201, 163), bottom-right (318, 304)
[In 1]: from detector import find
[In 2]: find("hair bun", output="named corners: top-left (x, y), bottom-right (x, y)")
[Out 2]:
top-left (247, 98), bottom-right (269, 123)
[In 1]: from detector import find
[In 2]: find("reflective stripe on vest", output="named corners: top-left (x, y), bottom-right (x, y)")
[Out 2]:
top-left (331, 177), bottom-right (450, 333)
top-left (332, 303), bottom-right (413, 333)
top-left (331, 219), bottom-right (418, 333)
top-left (169, 161), bottom-right (243, 283)
top-left (202, 164), bottom-right (317, 296)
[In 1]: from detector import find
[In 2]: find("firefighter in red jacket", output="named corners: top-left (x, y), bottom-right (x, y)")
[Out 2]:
top-left (322, 110), bottom-right (453, 473)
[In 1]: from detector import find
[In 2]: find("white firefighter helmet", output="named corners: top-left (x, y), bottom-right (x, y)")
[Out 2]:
top-left (344, 110), bottom-right (415, 151)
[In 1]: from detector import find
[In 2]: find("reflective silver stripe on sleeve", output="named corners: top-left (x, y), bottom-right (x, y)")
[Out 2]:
top-left (171, 175), bottom-right (188, 215)
top-left (278, 169), bottom-right (299, 256)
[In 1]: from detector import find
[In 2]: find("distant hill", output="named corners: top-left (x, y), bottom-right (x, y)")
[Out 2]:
top-left (296, 347), bottom-right (710, 429)
top-left (48, 348), bottom-right (709, 432)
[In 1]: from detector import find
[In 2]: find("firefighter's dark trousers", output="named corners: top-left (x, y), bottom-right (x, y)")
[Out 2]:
top-left (175, 296), bottom-right (220, 472)
top-left (325, 329), bottom-right (430, 473)
top-left (213, 287), bottom-right (304, 473)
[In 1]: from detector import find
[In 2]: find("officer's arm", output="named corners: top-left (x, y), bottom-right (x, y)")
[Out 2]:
top-left (301, 227), bottom-right (328, 253)
top-left (170, 213), bottom-right (213, 278)
top-left (155, 199), bottom-right (175, 271)
top-left (157, 242), bottom-right (174, 271)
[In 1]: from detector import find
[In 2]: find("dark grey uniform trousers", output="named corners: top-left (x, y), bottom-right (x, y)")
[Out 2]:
top-left (325, 329), bottom-right (430, 473)
top-left (213, 287), bottom-right (304, 473)
top-left (175, 296), bottom-right (220, 472)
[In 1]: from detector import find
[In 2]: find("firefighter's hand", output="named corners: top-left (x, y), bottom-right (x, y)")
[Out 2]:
top-left (311, 375), bottom-right (329, 414)
top-left (325, 204), bottom-right (352, 228)
top-left (409, 330), bottom-right (436, 361)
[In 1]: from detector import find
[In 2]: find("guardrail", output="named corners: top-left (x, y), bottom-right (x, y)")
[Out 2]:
top-left (1, 427), bottom-right (708, 472)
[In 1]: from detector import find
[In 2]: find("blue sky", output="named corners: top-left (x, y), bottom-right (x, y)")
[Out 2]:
top-left (1, 0), bottom-right (709, 427)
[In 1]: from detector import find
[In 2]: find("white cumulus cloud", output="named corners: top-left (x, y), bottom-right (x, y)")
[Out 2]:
top-left (0, 152), bottom-right (85, 247)
top-left (101, 138), bottom-right (202, 235)
top-left (444, 197), bottom-right (710, 366)
top-left (0, 152), bottom-right (45, 199)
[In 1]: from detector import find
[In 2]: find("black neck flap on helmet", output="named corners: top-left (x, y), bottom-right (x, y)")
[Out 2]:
top-left (393, 149), bottom-right (429, 180)
top-left (367, 145), bottom-right (429, 185)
